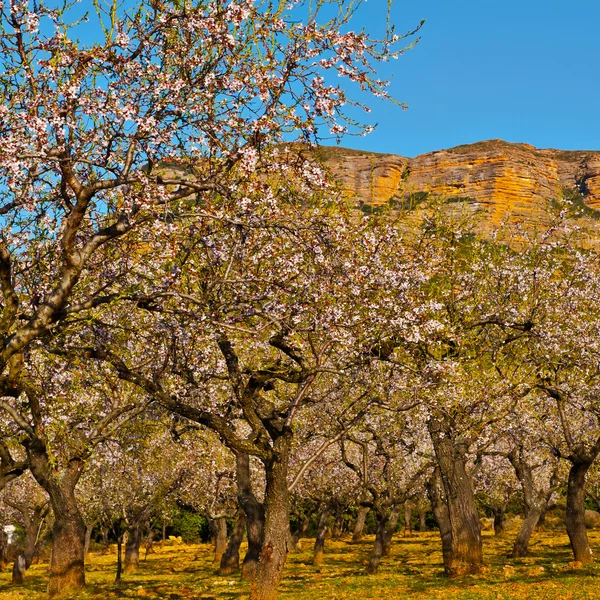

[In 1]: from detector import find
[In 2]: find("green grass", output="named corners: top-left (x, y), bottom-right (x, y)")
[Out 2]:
top-left (3, 530), bottom-right (600, 599)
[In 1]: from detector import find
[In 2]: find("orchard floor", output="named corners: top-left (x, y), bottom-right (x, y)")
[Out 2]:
top-left (2, 531), bottom-right (600, 599)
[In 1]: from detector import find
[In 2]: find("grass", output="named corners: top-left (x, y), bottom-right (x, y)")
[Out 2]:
top-left (3, 530), bottom-right (600, 599)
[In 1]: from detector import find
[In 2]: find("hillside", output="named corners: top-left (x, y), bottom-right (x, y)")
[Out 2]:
top-left (317, 140), bottom-right (600, 236)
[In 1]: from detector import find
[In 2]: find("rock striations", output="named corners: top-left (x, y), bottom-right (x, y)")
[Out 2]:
top-left (317, 140), bottom-right (600, 236)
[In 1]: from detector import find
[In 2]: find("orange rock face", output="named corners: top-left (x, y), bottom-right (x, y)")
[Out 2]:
top-left (319, 139), bottom-right (600, 231)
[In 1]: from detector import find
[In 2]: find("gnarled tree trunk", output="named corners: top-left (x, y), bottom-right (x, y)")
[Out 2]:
top-left (213, 518), bottom-right (228, 563)
top-left (26, 438), bottom-right (86, 597)
top-left (427, 466), bottom-right (456, 575)
top-left (219, 511), bottom-right (246, 575)
top-left (404, 501), bottom-right (413, 537)
top-left (418, 502), bottom-right (427, 533)
top-left (236, 451), bottom-right (265, 581)
top-left (124, 524), bottom-right (143, 574)
top-left (428, 413), bottom-right (483, 577)
top-left (512, 507), bottom-right (542, 558)
top-left (250, 433), bottom-right (291, 600)
top-left (352, 506), bottom-right (369, 542)
top-left (366, 504), bottom-right (399, 574)
top-left (382, 504), bottom-right (400, 557)
top-left (566, 460), bottom-right (593, 564)
top-left (312, 505), bottom-right (331, 567)
top-left (289, 511), bottom-right (311, 552)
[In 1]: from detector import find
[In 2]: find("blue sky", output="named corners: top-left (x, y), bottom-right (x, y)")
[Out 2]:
top-left (343, 0), bottom-right (600, 157)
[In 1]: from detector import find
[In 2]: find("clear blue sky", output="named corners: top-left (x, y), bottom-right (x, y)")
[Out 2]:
top-left (343, 0), bottom-right (600, 157)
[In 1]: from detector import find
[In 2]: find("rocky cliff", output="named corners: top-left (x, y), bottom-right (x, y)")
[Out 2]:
top-left (317, 140), bottom-right (600, 235)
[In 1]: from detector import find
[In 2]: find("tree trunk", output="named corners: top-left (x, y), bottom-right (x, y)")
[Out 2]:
top-left (427, 467), bottom-right (454, 574)
top-left (27, 439), bottom-right (86, 597)
top-left (0, 527), bottom-right (8, 570)
top-left (536, 507), bottom-right (547, 531)
top-left (99, 527), bottom-right (109, 554)
top-left (418, 503), bottom-right (427, 533)
top-left (366, 504), bottom-right (400, 575)
top-left (428, 414), bottom-right (483, 576)
top-left (352, 506), bottom-right (369, 542)
top-left (312, 506), bottom-right (331, 567)
top-left (250, 433), bottom-right (291, 600)
top-left (213, 518), bottom-right (228, 564)
top-left (566, 460), bottom-right (593, 564)
top-left (144, 528), bottom-right (155, 558)
top-left (236, 452), bottom-right (265, 581)
top-left (162, 521), bottom-right (167, 543)
top-left (366, 513), bottom-right (387, 575)
top-left (382, 505), bottom-right (400, 557)
top-left (289, 511), bottom-right (310, 552)
top-left (331, 504), bottom-right (344, 539)
top-left (512, 506), bottom-right (542, 558)
top-left (404, 501), bottom-right (413, 537)
top-left (22, 504), bottom-right (46, 569)
top-left (115, 530), bottom-right (123, 585)
top-left (124, 525), bottom-right (142, 574)
top-left (84, 522), bottom-right (95, 560)
top-left (12, 555), bottom-right (26, 584)
top-left (493, 507), bottom-right (505, 535)
top-left (219, 512), bottom-right (246, 575)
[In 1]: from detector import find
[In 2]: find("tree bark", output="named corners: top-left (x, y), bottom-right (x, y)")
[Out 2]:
top-left (566, 460), bottom-right (593, 564)
top-left (312, 506), bottom-right (331, 567)
top-left (115, 527), bottom-right (124, 585)
top-left (352, 506), bottom-right (369, 542)
top-left (236, 452), bottom-right (265, 582)
top-left (144, 528), bottom-right (155, 558)
top-left (404, 501), bottom-right (413, 537)
top-left (219, 511), bottom-right (246, 575)
top-left (213, 517), bottom-right (228, 564)
top-left (26, 439), bottom-right (86, 597)
top-left (12, 555), bottom-right (26, 584)
top-left (366, 513), bottom-right (387, 575)
top-left (84, 521), bottom-right (95, 560)
top-left (289, 511), bottom-right (310, 552)
top-left (0, 528), bottom-right (8, 570)
top-left (331, 503), bottom-right (344, 539)
top-left (493, 507), bottom-right (506, 535)
top-left (426, 466), bottom-right (454, 574)
top-left (382, 505), bottom-right (400, 557)
top-left (366, 504), bottom-right (399, 574)
top-left (124, 525), bottom-right (142, 574)
top-left (250, 433), bottom-right (291, 600)
top-left (428, 413), bottom-right (483, 576)
top-left (512, 506), bottom-right (542, 558)
top-left (101, 526), bottom-right (110, 554)
top-left (418, 503), bottom-right (427, 533)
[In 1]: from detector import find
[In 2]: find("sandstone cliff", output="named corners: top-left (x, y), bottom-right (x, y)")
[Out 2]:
top-left (317, 140), bottom-right (600, 234)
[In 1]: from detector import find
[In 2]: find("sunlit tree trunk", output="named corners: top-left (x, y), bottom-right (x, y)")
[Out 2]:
top-left (312, 505), bottom-right (331, 567)
top-left (220, 511), bottom-right (246, 575)
top-left (250, 432), bottom-right (291, 600)
top-left (213, 518), bottom-right (228, 564)
top-left (566, 460), bottom-right (593, 563)
top-left (236, 451), bottom-right (265, 581)
top-left (428, 413), bottom-right (483, 576)
top-left (366, 504), bottom-right (399, 574)
top-left (289, 511), bottom-right (311, 552)
top-left (124, 524), bottom-right (143, 574)
top-left (404, 501), bottom-right (413, 537)
top-left (26, 438), bottom-right (86, 597)
top-left (352, 506), bottom-right (369, 542)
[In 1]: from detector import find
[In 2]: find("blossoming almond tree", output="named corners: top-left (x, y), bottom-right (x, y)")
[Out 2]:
top-left (0, 0), bottom-right (420, 595)
top-left (68, 199), bottom-right (425, 599)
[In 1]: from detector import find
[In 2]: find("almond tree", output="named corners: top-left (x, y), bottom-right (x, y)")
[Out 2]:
top-left (0, 0), bottom-right (420, 595)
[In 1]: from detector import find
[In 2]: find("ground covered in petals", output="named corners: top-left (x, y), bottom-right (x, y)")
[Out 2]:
top-left (2, 531), bottom-right (600, 599)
